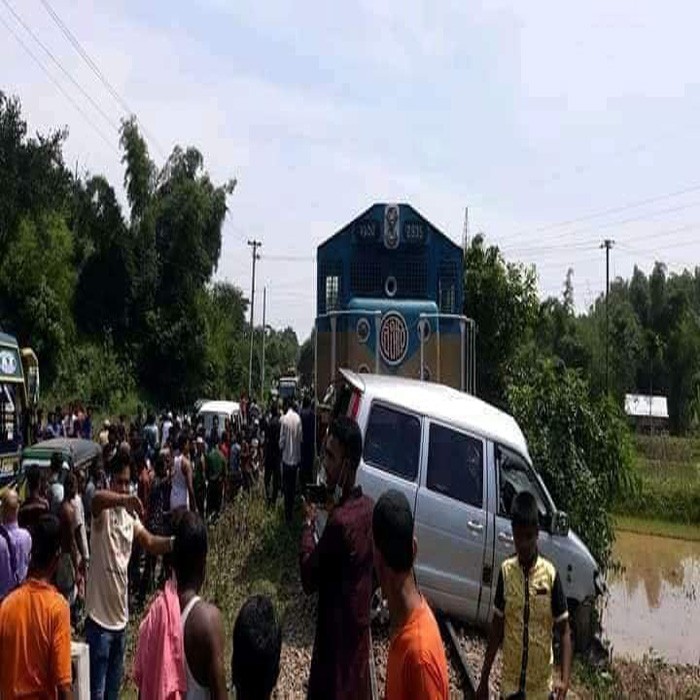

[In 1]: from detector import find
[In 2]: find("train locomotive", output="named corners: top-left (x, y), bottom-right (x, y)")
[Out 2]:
top-left (315, 203), bottom-right (475, 403)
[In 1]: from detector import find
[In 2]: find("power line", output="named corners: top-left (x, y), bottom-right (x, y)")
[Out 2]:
top-left (0, 10), bottom-right (119, 155)
top-left (263, 253), bottom-right (315, 262)
top-left (2, 0), bottom-right (120, 133)
top-left (517, 198), bottom-right (700, 251)
top-left (37, 0), bottom-right (166, 159)
top-left (501, 183), bottom-right (700, 245)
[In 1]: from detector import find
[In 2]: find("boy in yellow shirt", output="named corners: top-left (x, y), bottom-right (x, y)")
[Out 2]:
top-left (477, 491), bottom-right (572, 700)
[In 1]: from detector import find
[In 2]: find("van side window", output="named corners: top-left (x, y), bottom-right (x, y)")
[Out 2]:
top-left (363, 404), bottom-right (420, 481)
top-left (427, 424), bottom-right (483, 508)
top-left (496, 444), bottom-right (549, 522)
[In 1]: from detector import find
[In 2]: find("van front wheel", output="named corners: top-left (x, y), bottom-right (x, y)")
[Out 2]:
top-left (370, 580), bottom-right (389, 627)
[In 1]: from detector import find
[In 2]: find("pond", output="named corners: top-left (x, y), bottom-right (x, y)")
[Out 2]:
top-left (603, 530), bottom-right (700, 665)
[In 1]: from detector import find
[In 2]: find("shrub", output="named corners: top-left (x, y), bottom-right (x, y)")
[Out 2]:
top-left (507, 357), bottom-right (637, 570)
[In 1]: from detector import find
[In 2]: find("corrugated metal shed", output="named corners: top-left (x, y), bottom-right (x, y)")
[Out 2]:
top-left (624, 394), bottom-right (669, 419)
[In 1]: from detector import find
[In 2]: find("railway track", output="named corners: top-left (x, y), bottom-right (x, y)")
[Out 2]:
top-left (369, 615), bottom-right (478, 700)
top-left (441, 616), bottom-right (478, 700)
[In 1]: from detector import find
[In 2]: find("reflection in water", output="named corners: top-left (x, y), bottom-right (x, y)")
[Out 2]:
top-left (603, 530), bottom-right (700, 664)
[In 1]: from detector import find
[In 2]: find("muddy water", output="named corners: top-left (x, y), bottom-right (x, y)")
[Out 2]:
top-left (603, 530), bottom-right (700, 664)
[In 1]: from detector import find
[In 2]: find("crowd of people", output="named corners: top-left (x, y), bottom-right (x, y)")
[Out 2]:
top-left (0, 397), bottom-right (572, 700)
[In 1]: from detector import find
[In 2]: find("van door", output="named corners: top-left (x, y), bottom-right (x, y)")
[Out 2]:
top-left (490, 444), bottom-right (560, 613)
top-left (413, 421), bottom-right (487, 623)
top-left (358, 401), bottom-right (423, 516)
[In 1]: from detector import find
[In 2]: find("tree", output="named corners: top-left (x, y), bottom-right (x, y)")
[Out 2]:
top-left (628, 265), bottom-right (650, 324)
top-left (0, 93), bottom-right (71, 257)
top-left (464, 234), bottom-right (539, 406)
top-left (119, 116), bottom-right (155, 223)
top-left (665, 311), bottom-right (700, 432)
top-left (563, 267), bottom-right (574, 312)
top-left (202, 282), bottom-right (248, 399)
top-left (73, 176), bottom-right (133, 338)
top-left (118, 120), bottom-right (237, 406)
top-left (0, 214), bottom-right (76, 384)
top-left (297, 331), bottom-right (315, 388)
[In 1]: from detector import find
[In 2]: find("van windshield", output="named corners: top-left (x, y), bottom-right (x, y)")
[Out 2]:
top-left (496, 444), bottom-right (554, 525)
top-left (200, 412), bottom-right (228, 437)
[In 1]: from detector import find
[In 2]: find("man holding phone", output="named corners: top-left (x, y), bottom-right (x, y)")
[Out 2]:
top-left (299, 416), bottom-right (374, 700)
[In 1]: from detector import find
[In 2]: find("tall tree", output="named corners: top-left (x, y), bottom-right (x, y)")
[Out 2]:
top-left (73, 176), bottom-right (132, 338)
top-left (117, 120), bottom-right (237, 406)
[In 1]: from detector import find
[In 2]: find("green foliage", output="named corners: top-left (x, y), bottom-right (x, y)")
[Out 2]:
top-left (0, 214), bottom-right (76, 384)
top-left (573, 264), bottom-right (700, 433)
top-left (201, 282), bottom-right (248, 399)
top-left (616, 437), bottom-right (700, 525)
top-left (507, 355), bottom-right (636, 569)
top-left (0, 92), bottom-right (72, 251)
top-left (617, 476), bottom-right (700, 525)
top-left (297, 331), bottom-right (315, 388)
top-left (634, 434), bottom-right (700, 462)
top-left (263, 327), bottom-right (300, 389)
top-left (464, 234), bottom-right (539, 407)
top-left (119, 116), bottom-right (155, 222)
top-left (0, 93), bottom-right (276, 410)
top-left (73, 176), bottom-right (133, 338)
top-left (51, 334), bottom-right (137, 415)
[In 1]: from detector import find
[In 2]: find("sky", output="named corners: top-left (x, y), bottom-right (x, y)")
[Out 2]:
top-left (3, 0), bottom-right (700, 338)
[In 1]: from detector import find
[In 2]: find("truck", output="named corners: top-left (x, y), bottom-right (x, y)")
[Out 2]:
top-left (276, 375), bottom-right (299, 403)
top-left (0, 331), bottom-right (40, 487)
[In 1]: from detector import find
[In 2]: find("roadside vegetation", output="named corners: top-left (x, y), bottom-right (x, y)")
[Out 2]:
top-left (0, 93), bottom-right (299, 415)
top-left (122, 489), bottom-right (302, 697)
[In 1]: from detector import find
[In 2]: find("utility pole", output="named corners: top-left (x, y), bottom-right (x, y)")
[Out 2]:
top-left (260, 287), bottom-right (267, 398)
top-left (462, 206), bottom-right (469, 254)
top-left (601, 239), bottom-right (615, 394)
top-left (247, 240), bottom-right (262, 398)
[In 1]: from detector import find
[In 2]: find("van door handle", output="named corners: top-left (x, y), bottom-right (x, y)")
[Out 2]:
top-left (467, 520), bottom-right (484, 533)
top-left (498, 531), bottom-right (514, 545)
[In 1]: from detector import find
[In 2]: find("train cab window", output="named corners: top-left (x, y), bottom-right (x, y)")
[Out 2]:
top-left (364, 404), bottom-right (420, 481)
top-left (427, 423), bottom-right (483, 508)
top-left (325, 275), bottom-right (340, 311)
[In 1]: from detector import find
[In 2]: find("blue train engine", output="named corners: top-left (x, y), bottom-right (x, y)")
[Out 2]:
top-left (315, 203), bottom-right (475, 402)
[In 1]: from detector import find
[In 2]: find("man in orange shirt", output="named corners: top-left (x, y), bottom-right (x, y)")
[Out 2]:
top-left (0, 513), bottom-right (73, 700)
top-left (373, 490), bottom-right (449, 700)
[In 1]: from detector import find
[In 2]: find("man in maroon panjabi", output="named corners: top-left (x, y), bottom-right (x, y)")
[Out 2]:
top-left (299, 416), bottom-right (374, 700)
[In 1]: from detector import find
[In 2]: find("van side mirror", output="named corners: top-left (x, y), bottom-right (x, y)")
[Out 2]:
top-left (551, 510), bottom-right (570, 536)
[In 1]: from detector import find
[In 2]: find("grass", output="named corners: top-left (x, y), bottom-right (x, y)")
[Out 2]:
top-left (614, 514), bottom-right (700, 542)
top-left (573, 658), bottom-right (616, 699)
top-left (615, 435), bottom-right (700, 527)
top-left (121, 484), bottom-right (301, 697)
top-left (634, 434), bottom-right (700, 463)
